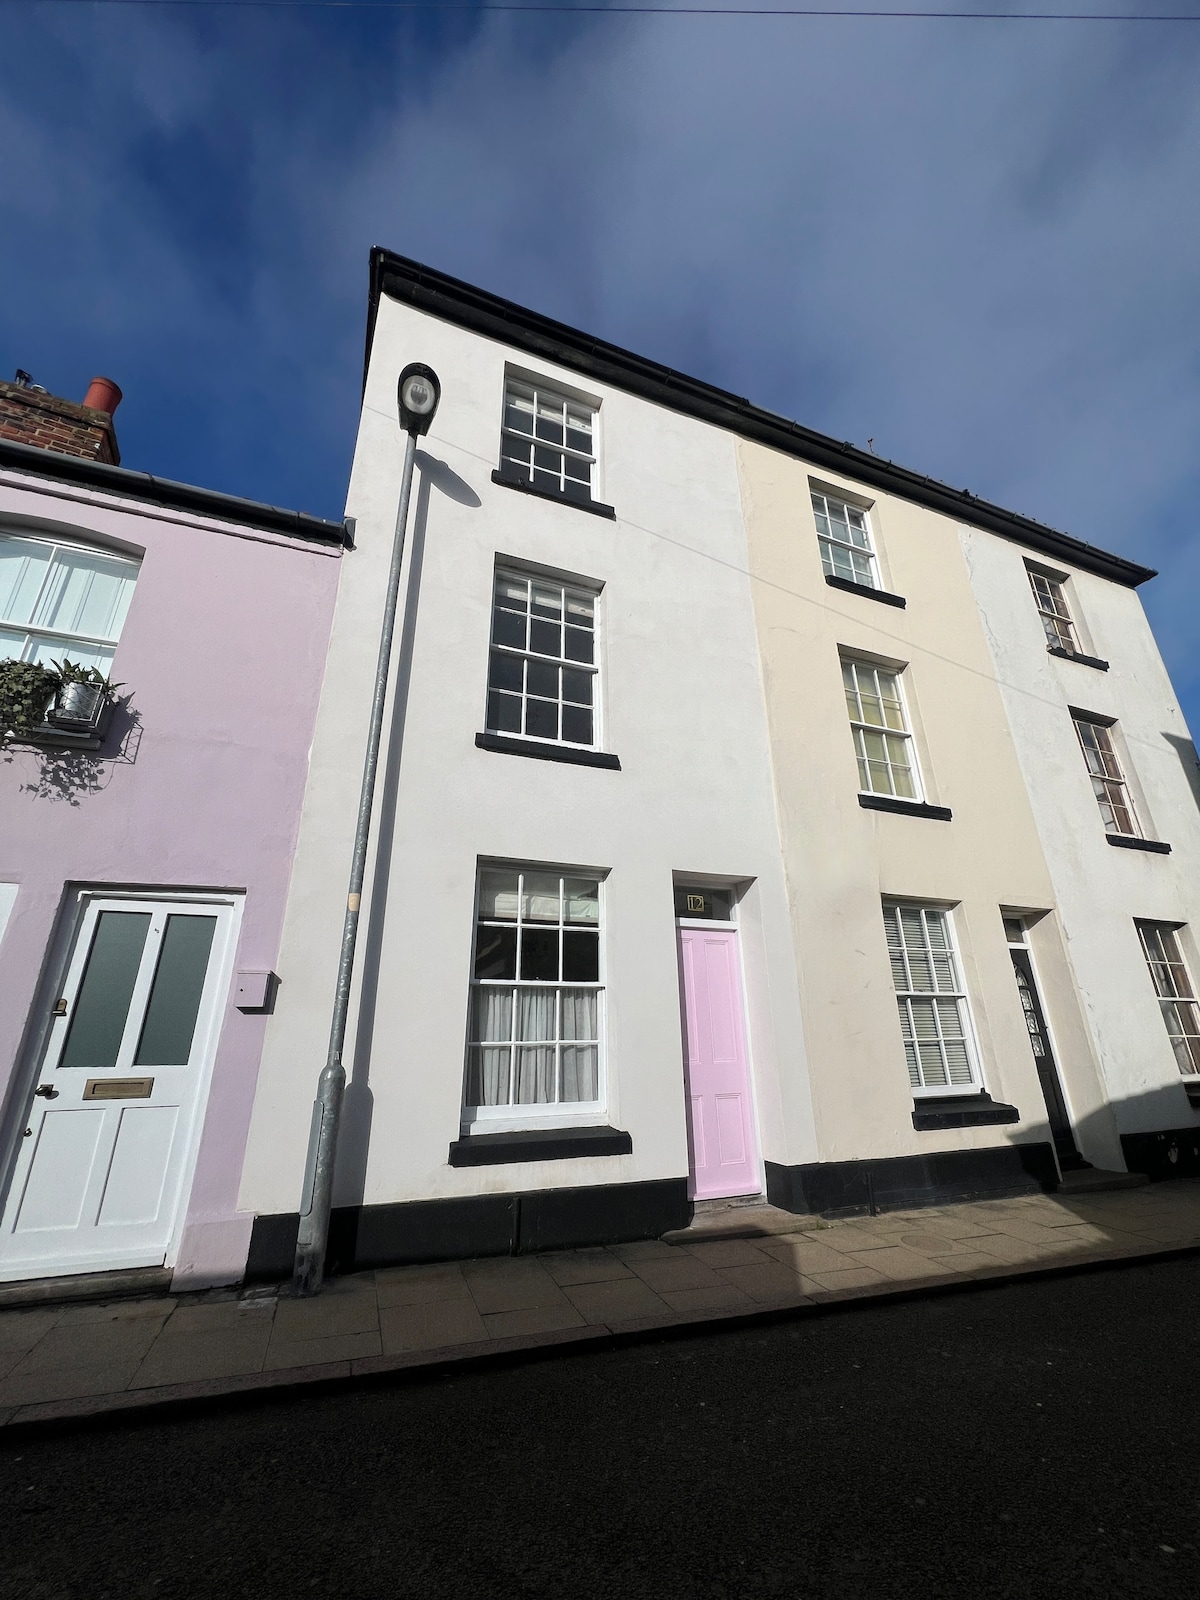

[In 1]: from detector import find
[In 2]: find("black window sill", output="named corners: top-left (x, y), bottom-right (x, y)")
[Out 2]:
top-left (476, 731), bottom-right (621, 770)
top-left (912, 1093), bottom-right (1020, 1130)
top-left (1183, 1081), bottom-right (1200, 1109)
top-left (1106, 833), bottom-right (1171, 855)
top-left (824, 573), bottom-right (906, 609)
top-left (491, 468), bottom-right (616, 521)
top-left (1107, 832), bottom-right (1177, 857)
top-left (859, 793), bottom-right (952, 822)
top-left (4, 722), bottom-right (107, 753)
top-left (449, 1126), bottom-right (632, 1167)
top-left (1048, 645), bottom-right (1109, 672)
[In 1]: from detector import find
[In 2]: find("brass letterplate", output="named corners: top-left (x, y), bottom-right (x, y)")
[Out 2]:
top-left (83, 1077), bottom-right (155, 1101)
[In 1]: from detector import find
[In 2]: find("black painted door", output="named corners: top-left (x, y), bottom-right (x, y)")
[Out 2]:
top-left (1010, 948), bottom-right (1086, 1170)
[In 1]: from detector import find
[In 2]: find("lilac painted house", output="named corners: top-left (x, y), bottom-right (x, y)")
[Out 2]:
top-left (0, 376), bottom-right (347, 1292)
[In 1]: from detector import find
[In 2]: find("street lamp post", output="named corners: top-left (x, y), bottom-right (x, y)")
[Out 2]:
top-left (292, 362), bottom-right (442, 1297)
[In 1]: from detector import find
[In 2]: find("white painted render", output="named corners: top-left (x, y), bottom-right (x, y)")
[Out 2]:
top-left (239, 296), bottom-right (812, 1215)
top-left (961, 530), bottom-right (1200, 1142)
top-left (735, 441), bottom-right (1121, 1168)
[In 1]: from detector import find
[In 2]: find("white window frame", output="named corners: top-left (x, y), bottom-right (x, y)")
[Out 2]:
top-left (463, 863), bottom-right (606, 1132)
top-left (1137, 922), bottom-right (1200, 1080)
top-left (0, 530), bottom-right (139, 672)
top-left (884, 901), bottom-right (982, 1097)
top-left (484, 566), bottom-right (602, 750)
top-left (1071, 714), bottom-right (1141, 837)
top-left (812, 490), bottom-right (879, 589)
top-left (499, 374), bottom-right (598, 504)
top-left (842, 655), bottom-right (924, 802)
top-left (1027, 566), bottom-right (1079, 655)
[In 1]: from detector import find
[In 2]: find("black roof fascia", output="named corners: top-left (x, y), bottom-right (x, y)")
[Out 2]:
top-left (365, 248), bottom-right (1155, 590)
top-left (0, 437), bottom-right (351, 548)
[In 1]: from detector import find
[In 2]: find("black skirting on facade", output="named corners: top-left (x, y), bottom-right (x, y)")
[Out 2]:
top-left (1121, 1127), bottom-right (1200, 1183)
top-left (246, 1177), bottom-right (692, 1281)
top-left (765, 1142), bottom-right (1059, 1219)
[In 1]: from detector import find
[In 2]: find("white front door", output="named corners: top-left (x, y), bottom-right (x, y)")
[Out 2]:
top-left (0, 894), bottom-right (238, 1282)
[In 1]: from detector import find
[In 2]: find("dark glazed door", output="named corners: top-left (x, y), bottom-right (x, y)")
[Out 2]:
top-left (1009, 948), bottom-right (1086, 1170)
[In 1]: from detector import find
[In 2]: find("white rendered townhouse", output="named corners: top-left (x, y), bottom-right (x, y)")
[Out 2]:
top-left (238, 253), bottom-right (811, 1272)
top-left (959, 525), bottom-right (1200, 1182)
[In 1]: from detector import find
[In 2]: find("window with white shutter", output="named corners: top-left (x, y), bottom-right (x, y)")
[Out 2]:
top-left (884, 902), bottom-right (980, 1094)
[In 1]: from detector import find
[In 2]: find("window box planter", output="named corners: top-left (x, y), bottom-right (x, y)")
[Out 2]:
top-left (0, 659), bottom-right (121, 752)
top-left (46, 680), bottom-right (114, 738)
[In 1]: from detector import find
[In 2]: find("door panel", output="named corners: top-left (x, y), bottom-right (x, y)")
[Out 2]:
top-left (0, 895), bottom-right (235, 1282)
top-left (97, 1106), bottom-right (179, 1227)
top-left (678, 927), bottom-right (759, 1200)
top-left (11, 1109), bottom-right (106, 1233)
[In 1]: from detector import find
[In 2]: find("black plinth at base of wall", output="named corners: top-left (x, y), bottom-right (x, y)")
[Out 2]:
top-left (1121, 1127), bottom-right (1200, 1183)
top-left (246, 1177), bottom-right (691, 1281)
top-left (764, 1143), bottom-right (1059, 1220)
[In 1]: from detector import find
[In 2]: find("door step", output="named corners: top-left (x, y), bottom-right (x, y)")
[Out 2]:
top-left (0, 1265), bottom-right (172, 1311)
top-left (1054, 1167), bottom-right (1150, 1195)
top-left (663, 1198), bottom-right (810, 1244)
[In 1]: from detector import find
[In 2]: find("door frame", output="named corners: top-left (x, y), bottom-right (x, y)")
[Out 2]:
top-left (1004, 921), bottom-right (1080, 1172)
top-left (0, 885), bottom-right (244, 1277)
top-left (675, 908), bottom-right (765, 1202)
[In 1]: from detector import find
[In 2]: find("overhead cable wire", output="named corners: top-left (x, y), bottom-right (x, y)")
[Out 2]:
top-left (1, 2), bottom-right (1198, 19)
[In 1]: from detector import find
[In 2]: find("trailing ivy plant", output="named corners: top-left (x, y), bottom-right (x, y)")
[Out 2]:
top-left (0, 659), bottom-right (59, 739)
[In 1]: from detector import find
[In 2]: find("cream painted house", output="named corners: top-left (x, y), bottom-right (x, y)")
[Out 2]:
top-left (735, 444), bottom-right (1182, 1211)
top-left (236, 253), bottom-right (1198, 1278)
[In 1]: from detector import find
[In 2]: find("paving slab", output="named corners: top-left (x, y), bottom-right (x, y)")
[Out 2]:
top-left (711, 1261), bottom-right (813, 1302)
top-left (129, 1326), bottom-right (271, 1388)
top-left (375, 1265), bottom-right (472, 1309)
top-left (562, 1276), bottom-right (672, 1324)
top-left (263, 1330), bottom-right (382, 1371)
top-left (379, 1298), bottom-right (489, 1354)
top-left (538, 1249), bottom-right (637, 1286)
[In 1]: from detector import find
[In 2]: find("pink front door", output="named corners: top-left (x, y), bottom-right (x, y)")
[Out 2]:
top-left (677, 926), bottom-right (759, 1200)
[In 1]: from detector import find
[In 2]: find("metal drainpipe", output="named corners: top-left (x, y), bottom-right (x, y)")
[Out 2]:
top-left (292, 427), bottom-right (420, 1297)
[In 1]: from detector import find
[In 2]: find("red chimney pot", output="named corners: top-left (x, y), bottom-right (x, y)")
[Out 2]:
top-left (82, 376), bottom-right (122, 416)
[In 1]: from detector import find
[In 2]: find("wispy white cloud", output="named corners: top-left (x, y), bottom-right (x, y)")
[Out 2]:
top-left (1, 2), bottom-right (1198, 708)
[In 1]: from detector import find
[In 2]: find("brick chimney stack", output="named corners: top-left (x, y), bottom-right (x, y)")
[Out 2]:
top-left (0, 372), bottom-right (122, 466)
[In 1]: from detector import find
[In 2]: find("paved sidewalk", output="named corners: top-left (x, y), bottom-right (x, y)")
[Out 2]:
top-left (3, 1177), bottom-right (1200, 1431)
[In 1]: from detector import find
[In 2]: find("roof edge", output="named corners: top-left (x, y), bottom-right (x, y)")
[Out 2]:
top-left (366, 248), bottom-right (1156, 590)
top-left (0, 437), bottom-right (351, 548)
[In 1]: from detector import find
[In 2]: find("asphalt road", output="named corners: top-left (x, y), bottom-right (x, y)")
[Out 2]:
top-left (3, 1256), bottom-right (1200, 1600)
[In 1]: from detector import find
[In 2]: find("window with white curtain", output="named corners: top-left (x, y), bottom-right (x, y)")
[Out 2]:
top-left (884, 902), bottom-right (980, 1094)
top-left (0, 531), bottom-right (138, 673)
top-left (465, 865), bottom-right (603, 1123)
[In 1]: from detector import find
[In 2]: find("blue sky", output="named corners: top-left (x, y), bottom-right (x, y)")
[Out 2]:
top-left (2, 2), bottom-right (1198, 728)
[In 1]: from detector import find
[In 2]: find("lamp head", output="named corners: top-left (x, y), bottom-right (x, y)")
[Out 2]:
top-left (397, 363), bottom-right (441, 436)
